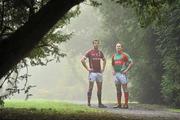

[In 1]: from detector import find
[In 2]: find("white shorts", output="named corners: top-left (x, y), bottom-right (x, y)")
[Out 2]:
top-left (88, 72), bottom-right (103, 82)
top-left (113, 72), bottom-right (128, 84)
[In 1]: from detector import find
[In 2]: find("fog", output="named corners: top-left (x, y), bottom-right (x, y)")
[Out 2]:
top-left (11, 4), bottom-right (117, 103)
top-left (1, 0), bottom-right (179, 108)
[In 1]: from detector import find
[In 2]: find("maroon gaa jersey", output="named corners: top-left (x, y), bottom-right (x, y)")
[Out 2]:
top-left (85, 49), bottom-right (104, 72)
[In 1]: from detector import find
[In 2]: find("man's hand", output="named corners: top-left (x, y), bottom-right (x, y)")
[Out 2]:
top-left (122, 61), bottom-right (133, 75)
top-left (112, 70), bottom-right (116, 75)
top-left (88, 68), bottom-right (93, 72)
top-left (101, 68), bottom-right (105, 73)
top-left (102, 58), bottom-right (106, 73)
top-left (122, 69), bottom-right (128, 75)
top-left (81, 56), bottom-right (90, 72)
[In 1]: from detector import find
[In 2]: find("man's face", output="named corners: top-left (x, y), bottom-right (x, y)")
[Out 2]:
top-left (116, 43), bottom-right (123, 51)
top-left (93, 41), bottom-right (99, 49)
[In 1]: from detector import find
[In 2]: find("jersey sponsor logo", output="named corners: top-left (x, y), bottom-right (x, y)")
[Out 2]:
top-left (90, 51), bottom-right (101, 61)
top-left (91, 53), bottom-right (101, 57)
top-left (114, 60), bottom-right (125, 65)
top-left (91, 53), bottom-right (96, 56)
top-left (92, 57), bottom-right (101, 60)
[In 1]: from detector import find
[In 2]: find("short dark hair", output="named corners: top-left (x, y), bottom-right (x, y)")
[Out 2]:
top-left (92, 40), bottom-right (99, 44)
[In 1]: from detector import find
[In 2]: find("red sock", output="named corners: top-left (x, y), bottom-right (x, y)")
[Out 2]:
top-left (124, 92), bottom-right (129, 105)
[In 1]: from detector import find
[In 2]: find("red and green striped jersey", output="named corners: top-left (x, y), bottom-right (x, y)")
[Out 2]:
top-left (112, 52), bottom-right (132, 72)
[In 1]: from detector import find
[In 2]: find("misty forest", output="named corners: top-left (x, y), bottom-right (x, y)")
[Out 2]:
top-left (0, 0), bottom-right (180, 120)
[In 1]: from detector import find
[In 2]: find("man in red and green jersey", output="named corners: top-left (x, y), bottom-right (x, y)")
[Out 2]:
top-left (112, 43), bottom-right (133, 109)
top-left (81, 40), bottom-right (106, 108)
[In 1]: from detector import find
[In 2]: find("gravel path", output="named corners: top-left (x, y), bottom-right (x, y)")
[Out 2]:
top-left (89, 103), bottom-right (180, 120)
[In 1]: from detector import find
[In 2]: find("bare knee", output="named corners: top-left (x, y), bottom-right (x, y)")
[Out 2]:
top-left (115, 84), bottom-right (121, 93)
top-left (96, 82), bottom-right (102, 92)
top-left (122, 84), bottom-right (128, 93)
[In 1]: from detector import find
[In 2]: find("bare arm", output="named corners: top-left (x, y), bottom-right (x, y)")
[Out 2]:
top-left (101, 58), bottom-right (106, 73)
top-left (81, 56), bottom-right (90, 72)
top-left (112, 55), bottom-right (115, 75)
top-left (122, 61), bottom-right (133, 74)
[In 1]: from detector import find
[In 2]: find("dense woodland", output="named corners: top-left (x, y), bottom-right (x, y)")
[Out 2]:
top-left (0, 0), bottom-right (179, 108)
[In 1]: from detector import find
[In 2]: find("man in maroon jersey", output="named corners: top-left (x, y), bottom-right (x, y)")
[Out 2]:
top-left (81, 40), bottom-right (107, 108)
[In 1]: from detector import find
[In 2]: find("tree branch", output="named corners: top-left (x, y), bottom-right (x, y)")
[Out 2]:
top-left (0, 0), bottom-right (84, 79)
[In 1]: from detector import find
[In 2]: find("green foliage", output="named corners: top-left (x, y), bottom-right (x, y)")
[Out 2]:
top-left (28, 4), bottom-right (81, 66)
top-left (0, 0), bottom-right (80, 67)
top-left (101, 0), bottom-right (180, 107)
top-left (98, 0), bottom-right (163, 104)
top-left (113, 0), bottom-right (179, 27)
top-left (155, 5), bottom-right (180, 107)
top-left (0, 0), bottom-right (80, 100)
top-left (0, 99), bottom-right (4, 107)
top-left (89, 0), bottom-right (102, 7)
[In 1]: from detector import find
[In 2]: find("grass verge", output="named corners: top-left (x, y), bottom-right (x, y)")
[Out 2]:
top-left (1, 99), bottom-right (135, 120)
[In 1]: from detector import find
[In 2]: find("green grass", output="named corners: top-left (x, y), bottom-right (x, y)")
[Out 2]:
top-left (4, 99), bottom-right (101, 114)
top-left (3, 99), bottom-right (179, 120)
top-left (1, 99), bottom-right (133, 120)
top-left (169, 108), bottom-right (180, 113)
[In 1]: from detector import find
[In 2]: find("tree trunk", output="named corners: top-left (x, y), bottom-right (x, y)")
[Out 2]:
top-left (0, 0), bottom-right (84, 79)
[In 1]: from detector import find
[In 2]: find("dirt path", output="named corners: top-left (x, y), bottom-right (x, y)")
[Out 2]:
top-left (89, 103), bottom-right (180, 120)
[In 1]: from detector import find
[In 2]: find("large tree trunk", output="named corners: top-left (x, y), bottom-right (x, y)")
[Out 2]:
top-left (0, 0), bottom-right (84, 79)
